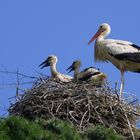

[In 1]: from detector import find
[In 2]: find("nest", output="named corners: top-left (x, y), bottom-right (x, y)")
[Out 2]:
top-left (9, 77), bottom-right (140, 138)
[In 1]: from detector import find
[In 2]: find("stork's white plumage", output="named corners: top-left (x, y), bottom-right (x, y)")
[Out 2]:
top-left (39, 55), bottom-right (72, 82)
top-left (66, 60), bottom-right (107, 84)
top-left (88, 23), bottom-right (140, 98)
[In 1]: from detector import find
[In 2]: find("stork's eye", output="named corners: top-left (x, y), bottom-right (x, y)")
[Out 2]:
top-left (100, 26), bottom-right (103, 29)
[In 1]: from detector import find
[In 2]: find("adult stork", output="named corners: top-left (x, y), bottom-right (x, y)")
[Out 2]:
top-left (39, 55), bottom-right (72, 82)
top-left (67, 60), bottom-right (107, 84)
top-left (88, 23), bottom-right (140, 98)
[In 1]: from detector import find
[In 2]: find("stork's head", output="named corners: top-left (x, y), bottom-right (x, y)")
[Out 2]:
top-left (66, 60), bottom-right (81, 73)
top-left (88, 23), bottom-right (111, 45)
top-left (46, 55), bottom-right (58, 66)
top-left (39, 55), bottom-right (58, 69)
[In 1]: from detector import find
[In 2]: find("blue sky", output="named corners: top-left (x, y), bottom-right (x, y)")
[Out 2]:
top-left (0, 0), bottom-right (140, 116)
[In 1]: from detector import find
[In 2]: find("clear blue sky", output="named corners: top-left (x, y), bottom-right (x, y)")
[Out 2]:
top-left (0, 0), bottom-right (140, 116)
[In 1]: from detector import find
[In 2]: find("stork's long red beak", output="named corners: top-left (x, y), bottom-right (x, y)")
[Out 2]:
top-left (88, 30), bottom-right (101, 45)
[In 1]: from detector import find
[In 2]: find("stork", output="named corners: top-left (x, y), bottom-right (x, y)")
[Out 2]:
top-left (88, 23), bottom-right (140, 98)
top-left (39, 55), bottom-right (72, 82)
top-left (66, 60), bottom-right (107, 84)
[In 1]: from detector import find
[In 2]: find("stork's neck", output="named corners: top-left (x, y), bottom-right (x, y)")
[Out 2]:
top-left (74, 67), bottom-right (80, 81)
top-left (50, 63), bottom-right (59, 77)
top-left (96, 35), bottom-right (106, 42)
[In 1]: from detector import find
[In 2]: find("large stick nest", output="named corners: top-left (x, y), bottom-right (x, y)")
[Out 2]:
top-left (9, 77), bottom-right (140, 138)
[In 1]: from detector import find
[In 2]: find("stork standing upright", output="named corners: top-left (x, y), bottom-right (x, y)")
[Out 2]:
top-left (88, 23), bottom-right (140, 98)
top-left (39, 55), bottom-right (72, 82)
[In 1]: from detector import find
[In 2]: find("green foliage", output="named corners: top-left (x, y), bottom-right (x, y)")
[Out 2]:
top-left (0, 116), bottom-right (124, 140)
top-left (45, 119), bottom-right (82, 140)
top-left (0, 116), bottom-right (47, 140)
top-left (0, 117), bottom-right (82, 140)
top-left (0, 118), bottom-right (11, 140)
top-left (84, 125), bottom-right (123, 140)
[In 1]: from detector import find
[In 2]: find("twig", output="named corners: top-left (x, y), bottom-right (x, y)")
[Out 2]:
top-left (0, 70), bottom-right (38, 79)
top-left (15, 69), bottom-right (20, 98)
top-left (80, 110), bottom-right (88, 130)
top-left (56, 103), bottom-right (62, 113)
top-left (51, 101), bottom-right (54, 112)
top-left (93, 106), bottom-right (104, 124)
top-left (69, 111), bottom-right (78, 123)
top-left (122, 107), bottom-right (136, 140)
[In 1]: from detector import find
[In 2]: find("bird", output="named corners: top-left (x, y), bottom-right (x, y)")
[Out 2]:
top-left (88, 23), bottom-right (140, 98)
top-left (66, 60), bottom-right (107, 84)
top-left (39, 55), bottom-right (72, 82)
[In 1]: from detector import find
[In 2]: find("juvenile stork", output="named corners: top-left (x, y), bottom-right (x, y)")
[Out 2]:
top-left (88, 23), bottom-right (140, 98)
top-left (66, 60), bottom-right (107, 84)
top-left (39, 55), bottom-right (72, 82)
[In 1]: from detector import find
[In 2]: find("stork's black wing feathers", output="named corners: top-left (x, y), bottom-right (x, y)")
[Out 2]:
top-left (131, 44), bottom-right (140, 50)
top-left (79, 72), bottom-right (101, 81)
top-left (111, 52), bottom-right (140, 63)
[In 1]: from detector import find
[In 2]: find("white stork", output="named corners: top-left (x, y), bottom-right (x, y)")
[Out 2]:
top-left (39, 55), bottom-right (72, 82)
top-left (66, 60), bottom-right (107, 84)
top-left (88, 23), bottom-right (140, 98)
